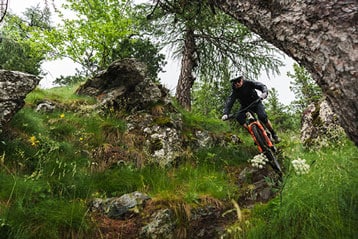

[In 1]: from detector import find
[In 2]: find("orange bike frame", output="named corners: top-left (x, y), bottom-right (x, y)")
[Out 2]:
top-left (247, 121), bottom-right (274, 152)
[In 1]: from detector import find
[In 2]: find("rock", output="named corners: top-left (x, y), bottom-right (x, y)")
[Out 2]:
top-left (77, 58), bottom-right (240, 168)
top-left (0, 70), bottom-right (40, 134)
top-left (36, 100), bottom-right (56, 112)
top-left (76, 58), bottom-right (171, 113)
top-left (301, 99), bottom-right (345, 148)
top-left (89, 191), bottom-right (150, 219)
top-left (139, 209), bottom-right (175, 239)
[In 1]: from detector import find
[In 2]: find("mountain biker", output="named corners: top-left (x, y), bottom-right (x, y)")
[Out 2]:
top-left (221, 76), bottom-right (281, 143)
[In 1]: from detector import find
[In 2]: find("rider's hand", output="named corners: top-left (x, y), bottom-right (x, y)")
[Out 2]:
top-left (260, 92), bottom-right (268, 100)
top-left (221, 114), bottom-right (229, 121)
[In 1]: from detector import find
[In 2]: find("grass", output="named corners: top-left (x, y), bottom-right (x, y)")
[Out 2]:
top-left (0, 85), bottom-right (356, 238)
top-left (140, 162), bottom-right (237, 203)
top-left (1, 86), bottom-right (243, 238)
top-left (228, 139), bottom-right (358, 239)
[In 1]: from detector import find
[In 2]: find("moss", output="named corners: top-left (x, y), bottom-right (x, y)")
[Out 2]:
top-left (153, 116), bottom-right (173, 127)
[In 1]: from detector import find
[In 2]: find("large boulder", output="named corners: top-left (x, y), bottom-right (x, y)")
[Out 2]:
top-left (76, 58), bottom-right (171, 112)
top-left (301, 99), bottom-right (345, 148)
top-left (0, 70), bottom-right (40, 134)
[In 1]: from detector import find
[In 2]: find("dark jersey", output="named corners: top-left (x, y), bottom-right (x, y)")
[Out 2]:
top-left (223, 80), bottom-right (268, 115)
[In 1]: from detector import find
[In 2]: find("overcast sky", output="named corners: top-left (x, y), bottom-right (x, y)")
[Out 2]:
top-left (6, 0), bottom-right (296, 105)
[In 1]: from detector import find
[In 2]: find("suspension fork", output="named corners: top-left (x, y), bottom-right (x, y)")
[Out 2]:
top-left (248, 121), bottom-right (274, 152)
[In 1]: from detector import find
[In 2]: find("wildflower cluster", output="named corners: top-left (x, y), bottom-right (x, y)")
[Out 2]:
top-left (291, 158), bottom-right (310, 175)
top-left (248, 153), bottom-right (268, 169)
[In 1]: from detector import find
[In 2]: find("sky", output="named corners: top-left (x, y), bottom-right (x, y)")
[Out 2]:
top-left (6, 0), bottom-right (297, 105)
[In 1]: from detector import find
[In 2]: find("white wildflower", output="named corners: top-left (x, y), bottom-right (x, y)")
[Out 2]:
top-left (248, 153), bottom-right (268, 169)
top-left (291, 158), bottom-right (310, 175)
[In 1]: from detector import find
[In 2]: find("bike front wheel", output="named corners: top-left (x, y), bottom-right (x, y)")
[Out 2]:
top-left (251, 124), bottom-right (283, 177)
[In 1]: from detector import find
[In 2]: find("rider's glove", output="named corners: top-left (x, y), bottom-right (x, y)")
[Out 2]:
top-left (260, 92), bottom-right (268, 100)
top-left (221, 114), bottom-right (229, 121)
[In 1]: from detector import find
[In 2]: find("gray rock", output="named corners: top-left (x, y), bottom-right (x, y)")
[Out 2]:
top-left (0, 70), bottom-right (40, 133)
top-left (76, 58), bottom-right (170, 113)
top-left (301, 99), bottom-right (345, 148)
top-left (139, 209), bottom-right (175, 239)
top-left (36, 100), bottom-right (56, 112)
top-left (89, 191), bottom-right (150, 219)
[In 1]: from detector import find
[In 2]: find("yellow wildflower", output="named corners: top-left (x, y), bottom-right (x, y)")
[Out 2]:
top-left (60, 113), bottom-right (65, 118)
top-left (29, 136), bottom-right (39, 146)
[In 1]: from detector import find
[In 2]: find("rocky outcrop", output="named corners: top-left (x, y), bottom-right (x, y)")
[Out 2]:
top-left (80, 58), bottom-right (239, 168)
top-left (76, 58), bottom-right (171, 113)
top-left (301, 99), bottom-right (345, 148)
top-left (0, 70), bottom-right (40, 134)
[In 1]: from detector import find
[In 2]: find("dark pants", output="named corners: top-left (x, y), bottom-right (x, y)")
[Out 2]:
top-left (236, 101), bottom-right (268, 125)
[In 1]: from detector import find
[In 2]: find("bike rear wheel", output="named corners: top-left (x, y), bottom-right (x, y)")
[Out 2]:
top-left (251, 124), bottom-right (283, 177)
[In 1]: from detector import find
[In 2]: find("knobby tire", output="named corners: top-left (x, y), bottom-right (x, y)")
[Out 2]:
top-left (251, 124), bottom-right (283, 177)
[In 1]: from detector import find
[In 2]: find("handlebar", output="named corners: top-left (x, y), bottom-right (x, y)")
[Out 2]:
top-left (224, 98), bottom-right (261, 120)
top-left (238, 98), bottom-right (261, 113)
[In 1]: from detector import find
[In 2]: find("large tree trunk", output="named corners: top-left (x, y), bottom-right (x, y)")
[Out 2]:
top-left (176, 27), bottom-right (197, 111)
top-left (213, 0), bottom-right (358, 145)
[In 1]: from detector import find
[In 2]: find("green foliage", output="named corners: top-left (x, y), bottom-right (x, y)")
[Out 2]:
top-left (141, 1), bottom-right (283, 83)
top-left (37, 0), bottom-right (165, 79)
top-left (92, 166), bottom-right (142, 197)
top-left (0, 5), bottom-right (52, 75)
top-left (1, 83), bottom-right (355, 238)
top-left (53, 74), bottom-right (86, 86)
top-left (180, 107), bottom-right (231, 133)
top-left (140, 162), bottom-right (237, 203)
top-left (264, 88), bottom-right (299, 131)
top-left (227, 139), bottom-right (358, 239)
top-left (288, 63), bottom-right (323, 113)
top-left (0, 172), bottom-right (91, 239)
top-left (25, 85), bottom-right (96, 105)
top-left (192, 80), bottom-right (227, 117)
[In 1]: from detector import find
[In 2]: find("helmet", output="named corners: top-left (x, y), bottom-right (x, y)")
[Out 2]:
top-left (230, 76), bottom-right (243, 83)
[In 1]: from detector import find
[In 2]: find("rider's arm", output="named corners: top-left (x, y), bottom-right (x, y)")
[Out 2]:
top-left (223, 92), bottom-right (236, 115)
top-left (252, 81), bottom-right (268, 95)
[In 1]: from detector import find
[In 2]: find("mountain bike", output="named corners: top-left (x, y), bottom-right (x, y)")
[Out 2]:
top-left (227, 99), bottom-right (283, 177)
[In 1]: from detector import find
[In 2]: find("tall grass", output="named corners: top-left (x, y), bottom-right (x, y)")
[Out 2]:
top-left (140, 162), bottom-right (237, 203)
top-left (232, 139), bottom-right (358, 239)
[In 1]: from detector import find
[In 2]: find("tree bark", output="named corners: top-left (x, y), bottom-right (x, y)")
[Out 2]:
top-left (0, 0), bottom-right (9, 23)
top-left (176, 27), bottom-right (197, 111)
top-left (213, 0), bottom-right (358, 145)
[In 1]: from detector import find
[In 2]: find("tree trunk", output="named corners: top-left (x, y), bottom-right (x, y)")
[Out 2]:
top-left (0, 0), bottom-right (9, 23)
top-left (213, 0), bottom-right (358, 145)
top-left (176, 27), bottom-right (197, 111)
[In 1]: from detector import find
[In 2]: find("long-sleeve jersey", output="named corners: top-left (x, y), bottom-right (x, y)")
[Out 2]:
top-left (223, 80), bottom-right (268, 115)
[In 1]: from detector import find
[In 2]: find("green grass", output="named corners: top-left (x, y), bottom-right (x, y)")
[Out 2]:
top-left (140, 162), bottom-right (237, 203)
top-left (25, 85), bottom-right (96, 106)
top-left (1, 85), bottom-right (357, 238)
top-left (230, 139), bottom-right (358, 239)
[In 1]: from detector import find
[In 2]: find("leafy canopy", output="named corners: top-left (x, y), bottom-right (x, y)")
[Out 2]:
top-left (288, 63), bottom-right (323, 113)
top-left (0, 5), bottom-right (51, 75)
top-left (141, 1), bottom-right (283, 83)
top-left (37, 0), bottom-right (165, 79)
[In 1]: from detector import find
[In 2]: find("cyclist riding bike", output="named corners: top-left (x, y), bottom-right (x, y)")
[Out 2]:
top-left (221, 76), bottom-right (281, 143)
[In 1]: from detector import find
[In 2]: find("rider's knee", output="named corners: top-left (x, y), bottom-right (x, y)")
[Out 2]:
top-left (259, 115), bottom-right (268, 124)
top-left (236, 115), bottom-right (246, 125)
